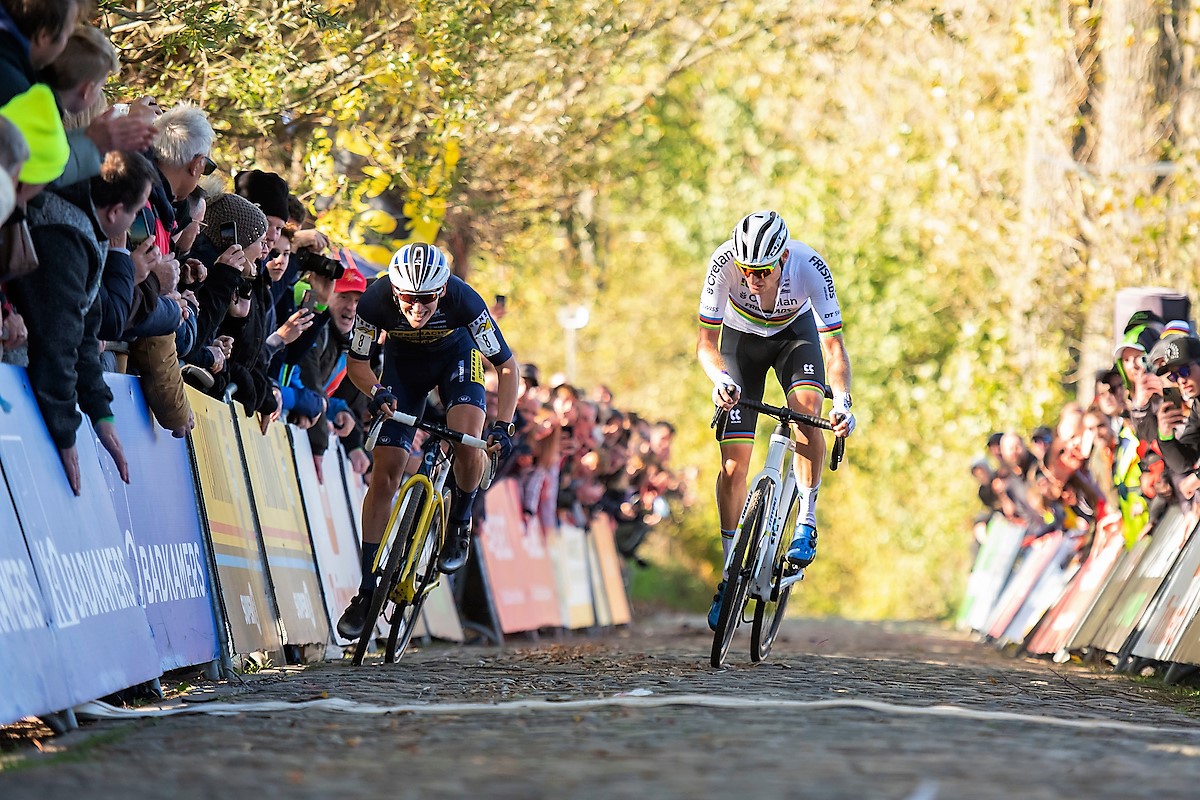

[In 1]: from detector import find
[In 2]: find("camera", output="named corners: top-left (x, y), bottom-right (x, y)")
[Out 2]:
top-left (294, 248), bottom-right (345, 280)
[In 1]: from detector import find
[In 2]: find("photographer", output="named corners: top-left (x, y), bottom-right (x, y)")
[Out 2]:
top-left (1151, 334), bottom-right (1200, 500)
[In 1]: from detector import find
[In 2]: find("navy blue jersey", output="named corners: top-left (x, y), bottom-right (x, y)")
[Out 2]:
top-left (348, 275), bottom-right (512, 365)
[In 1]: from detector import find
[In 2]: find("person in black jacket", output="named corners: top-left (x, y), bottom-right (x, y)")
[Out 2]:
top-left (10, 151), bottom-right (157, 494)
top-left (0, 0), bottom-right (79, 106)
top-left (1153, 334), bottom-right (1200, 501)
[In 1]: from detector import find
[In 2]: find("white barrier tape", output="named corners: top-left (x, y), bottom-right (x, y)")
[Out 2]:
top-left (74, 690), bottom-right (1200, 738)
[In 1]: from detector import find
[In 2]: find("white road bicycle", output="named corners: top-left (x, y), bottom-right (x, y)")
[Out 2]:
top-left (710, 397), bottom-right (845, 668)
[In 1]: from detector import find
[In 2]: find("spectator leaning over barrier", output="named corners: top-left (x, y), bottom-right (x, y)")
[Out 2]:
top-left (298, 266), bottom-right (368, 481)
top-left (0, 0), bottom-right (79, 106)
top-left (42, 25), bottom-right (155, 188)
top-left (0, 113), bottom-right (29, 359)
top-left (1, 83), bottom-right (68, 371)
top-left (1152, 334), bottom-right (1200, 502)
top-left (12, 150), bottom-right (158, 494)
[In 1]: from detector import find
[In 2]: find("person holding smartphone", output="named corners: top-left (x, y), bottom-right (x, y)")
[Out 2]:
top-left (1153, 334), bottom-right (1200, 500)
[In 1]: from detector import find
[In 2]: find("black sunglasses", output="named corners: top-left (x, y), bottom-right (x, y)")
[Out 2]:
top-left (200, 155), bottom-right (218, 176)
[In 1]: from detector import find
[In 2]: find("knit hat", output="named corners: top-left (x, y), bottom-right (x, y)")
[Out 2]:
top-left (202, 192), bottom-right (268, 250)
top-left (234, 169), bottom-right (289, 220)
top-left (0, 85), bottom-right (68, 185)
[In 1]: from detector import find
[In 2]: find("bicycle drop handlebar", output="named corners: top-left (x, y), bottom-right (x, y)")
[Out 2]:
top-left (364, 409), bottom-right (499, 487)
top-left (711, 397), bottom-right (847, 471)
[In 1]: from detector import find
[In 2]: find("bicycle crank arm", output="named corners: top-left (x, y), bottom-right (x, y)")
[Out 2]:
top-left (779, 569), bottom-right (806, 592)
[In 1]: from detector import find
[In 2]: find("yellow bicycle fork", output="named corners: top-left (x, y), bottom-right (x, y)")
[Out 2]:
top-left (371, 472), bottom-right (447, 605)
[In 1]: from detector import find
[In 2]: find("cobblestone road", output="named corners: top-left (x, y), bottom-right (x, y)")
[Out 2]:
top-left (4, 616), bottom-right (1200, 799)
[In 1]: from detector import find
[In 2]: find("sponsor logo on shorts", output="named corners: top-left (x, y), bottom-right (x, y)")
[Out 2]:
top-left (470, 350), bottom-right (485, 385)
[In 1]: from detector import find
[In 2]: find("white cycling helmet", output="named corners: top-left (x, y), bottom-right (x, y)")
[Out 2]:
top-left (388, 242), bottom-right (451, 293)
top-left (732, 210), bottom-right (789, 267)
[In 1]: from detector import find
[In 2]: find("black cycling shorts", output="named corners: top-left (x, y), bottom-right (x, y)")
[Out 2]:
top-left (374, 336), bottom-right (486, 450)
top-left (717, 310), bottom-right (825, 445)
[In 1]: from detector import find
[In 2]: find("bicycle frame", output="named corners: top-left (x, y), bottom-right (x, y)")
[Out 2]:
top-left (376, 442), bottom-right (455, 606)
top-left (743, 419), bottom-right (804, 603)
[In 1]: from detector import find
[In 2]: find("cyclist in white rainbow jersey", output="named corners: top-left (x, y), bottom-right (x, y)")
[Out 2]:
top-left (696, 210), bottom-right (855, 630)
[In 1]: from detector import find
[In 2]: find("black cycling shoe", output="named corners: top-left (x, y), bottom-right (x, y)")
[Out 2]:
top-left (437, 520), bottom-right (472, 574)
top-left (336, 591), bottom-right (371, 640)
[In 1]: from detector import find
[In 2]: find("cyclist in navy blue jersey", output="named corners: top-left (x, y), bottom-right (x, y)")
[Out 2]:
top-left (335, 242), bottom-right (520, 641)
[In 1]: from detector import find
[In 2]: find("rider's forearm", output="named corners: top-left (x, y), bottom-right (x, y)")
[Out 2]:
top-left (494, 356), bottom-right (520, 422)
top-left (821, 335), bottom-right (852, 397)
top-left (696, 328), bottom-right (729, 385)
top-left (346, 358), bottom-right (381, 399)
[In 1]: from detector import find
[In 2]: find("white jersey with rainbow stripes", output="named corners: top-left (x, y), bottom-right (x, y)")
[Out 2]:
top-left (698, 238), bottom-right (844, 339)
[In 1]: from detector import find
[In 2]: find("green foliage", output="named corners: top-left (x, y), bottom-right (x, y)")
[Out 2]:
top-left (106, 0), bottom-right (1200, 618)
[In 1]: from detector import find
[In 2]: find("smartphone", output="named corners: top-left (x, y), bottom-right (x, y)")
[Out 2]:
top-left (495, 294), bottom-right (507, 309)
top-left (219, 220), bottom-right (237, 249)
top-left (299, 288), bottom-right (317, 313)
top-left (1164, 386), bottom-right (1185, 408)
top-left (127, 207), bottom-right (154, 248)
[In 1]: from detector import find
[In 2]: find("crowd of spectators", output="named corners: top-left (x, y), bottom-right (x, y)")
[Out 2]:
top-left (970, 305), bottom-right (1199, 564)
top-left (0, 0), bottom-right (689, 565)
top-left (0, 0), bottom-right (380, 494)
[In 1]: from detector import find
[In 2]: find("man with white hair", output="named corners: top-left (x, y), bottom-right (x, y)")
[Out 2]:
top-left (151, 103), bottom-right (216, 204)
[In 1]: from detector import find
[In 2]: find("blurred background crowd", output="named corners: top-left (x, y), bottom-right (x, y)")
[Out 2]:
top-left (0, 0), bottom-right (687, 562)
top-left (970, 297), bottom-right (1199, 564)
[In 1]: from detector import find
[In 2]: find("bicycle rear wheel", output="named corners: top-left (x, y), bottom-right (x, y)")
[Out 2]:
top-left (751, 491), bottom-right (799, 662)
top-left (384, 504), bottom-right (446, 663)
top-left (352, 483), bottom-right (426, 665)
top-left (710, 478), bottom-right (771, 668)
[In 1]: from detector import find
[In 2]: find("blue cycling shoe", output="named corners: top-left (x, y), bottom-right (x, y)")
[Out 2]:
top-left (786, 524), bottom-right (818, 568)
top-left (707, 580), bottom-right (726, 631)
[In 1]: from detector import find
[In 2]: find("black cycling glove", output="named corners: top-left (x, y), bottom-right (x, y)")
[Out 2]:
top-left (369, 389), bottom-right (398, 415)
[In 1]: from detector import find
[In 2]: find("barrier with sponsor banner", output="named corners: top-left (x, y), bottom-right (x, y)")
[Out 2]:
top-left (187, 387), bottom-right (283, 660)
top-left (1, 363), bottom-right (636, 730)
top-left (233, 407), bottom-right (329, 646)
top-left (961, 504), bottom-right (1200, 680)
top-left (102, 374), bottom-right (221, 672)
top-left (0, 366), bottom-right (160, 722)
top-left (478, 480), bottom-right (563, 633)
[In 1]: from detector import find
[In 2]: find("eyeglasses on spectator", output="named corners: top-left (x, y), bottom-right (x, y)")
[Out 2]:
top-left (1168, 364), bottom-right (1194, 382)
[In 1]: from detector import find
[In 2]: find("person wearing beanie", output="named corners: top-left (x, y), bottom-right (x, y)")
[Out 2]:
top-left (182, 192), bottom-right (269, 376)
top-left (234, 169), bottom-right (289, 250)
top-left (0, 84), bottom-right (69, 200)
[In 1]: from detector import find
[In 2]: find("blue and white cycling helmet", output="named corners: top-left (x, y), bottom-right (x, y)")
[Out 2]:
top-left (732, 210), bottom-right (789, 267)
top-left (388, 242), bottom-right (451, 293)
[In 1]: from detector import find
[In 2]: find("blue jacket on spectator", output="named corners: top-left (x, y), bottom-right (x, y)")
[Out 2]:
top-left (97, 247), bottom-right (135, 340)
top-left (0, 5), bottom-right (33, 106)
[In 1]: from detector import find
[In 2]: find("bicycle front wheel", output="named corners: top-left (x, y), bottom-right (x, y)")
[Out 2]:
top-left (384, 503), bottom-right (446, 663)
top-left (711, 478), bottom-right (771, 668)
top-left (751, 491), bottom-right (799, 662)
top-left (352, 482), bottom-right (427, 666)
